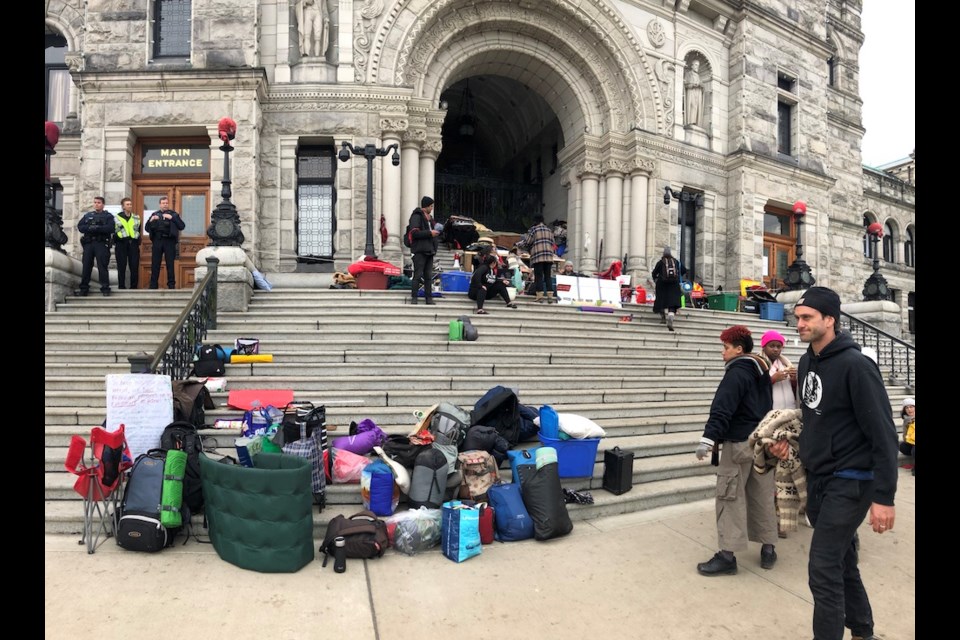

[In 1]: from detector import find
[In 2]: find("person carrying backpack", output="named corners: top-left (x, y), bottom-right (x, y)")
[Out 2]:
top-left (406, 196), bottom-right (439, 306)
top-left (652, 246), bottom-right (686, 331)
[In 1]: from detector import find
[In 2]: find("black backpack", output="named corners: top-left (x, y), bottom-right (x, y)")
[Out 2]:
top-left (403, 223), bottom-right (414, 248)
top-left (160, 421), bottom-right (205, 514)
top-left (172, 380), bottom-right (214, 428)
top-left (319, 510), bottom-right (389, 566)
top-left (661, 257), bottom-right (679, 283)
top-left (116, 450), bottom-right (182, 551)
top-left (194, 344), bottom-right (227, 377)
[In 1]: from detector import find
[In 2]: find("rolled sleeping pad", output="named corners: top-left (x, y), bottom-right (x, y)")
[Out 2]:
top-left (230, 354), bottom-right (274, 363)
top-left (160, 449), bottom-right (187, 528)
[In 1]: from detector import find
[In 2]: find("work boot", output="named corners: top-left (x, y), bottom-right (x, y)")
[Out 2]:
top-left (666, 312), bottom-right (675, 331)
top-left (546, 291), bottom-right (558, 304)
top-left (760, 544), bottom-right (777, 570)
top-left (697, 551), bottom-right (737, 576)
top-left (535, 292), bottom-right (545, 303)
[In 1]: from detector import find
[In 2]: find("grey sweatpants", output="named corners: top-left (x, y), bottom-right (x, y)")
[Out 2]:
top-left (715, 440), bottom-right (778, 552)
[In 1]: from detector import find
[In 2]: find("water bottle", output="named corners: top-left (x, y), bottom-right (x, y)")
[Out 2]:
top-left (333, 536), bottom-right (347, 573)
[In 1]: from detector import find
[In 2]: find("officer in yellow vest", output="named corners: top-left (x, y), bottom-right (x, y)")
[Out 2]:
top-left (114, 197), bottom-right (142, 289)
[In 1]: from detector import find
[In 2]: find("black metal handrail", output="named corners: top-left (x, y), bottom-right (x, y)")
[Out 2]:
top-left (129, 256), bottom-right (219, 379)
top-left (839, 310), bottom-right (914, 389)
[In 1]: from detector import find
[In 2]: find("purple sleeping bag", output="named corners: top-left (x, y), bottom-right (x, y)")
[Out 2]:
top-left (331, 418), bottom-right (387, 455)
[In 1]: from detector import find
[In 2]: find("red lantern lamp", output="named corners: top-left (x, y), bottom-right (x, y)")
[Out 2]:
top-left (792, 200), bottom-right (807, 217)
top-left (867, 222), bottom-right (884, 238)
top-left (218, 117), bottom-right (237, 142)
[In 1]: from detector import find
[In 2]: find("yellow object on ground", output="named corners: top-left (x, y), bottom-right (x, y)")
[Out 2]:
top-left (230, 354), bottom-right (273, 363)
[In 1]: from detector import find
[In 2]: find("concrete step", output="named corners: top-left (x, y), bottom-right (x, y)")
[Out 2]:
top-left (42, 387), bottom-right (717, 408)
top-left (43, 373), bottom-right (717, 392)
top-left (44, 474), bottom-right (717, 536)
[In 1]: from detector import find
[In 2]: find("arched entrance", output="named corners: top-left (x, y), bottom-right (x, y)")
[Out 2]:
top-left (372, 0), bottom-right (664, 274)
top-left (435, 75), bottom-right (563, 233)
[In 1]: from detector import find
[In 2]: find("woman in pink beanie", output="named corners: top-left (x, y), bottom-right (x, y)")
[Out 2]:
top-left (759, 329), bottom-right (802, 538)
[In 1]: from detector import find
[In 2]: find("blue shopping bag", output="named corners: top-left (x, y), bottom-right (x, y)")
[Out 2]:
top-left (441, 500), bottom-right (482, 563)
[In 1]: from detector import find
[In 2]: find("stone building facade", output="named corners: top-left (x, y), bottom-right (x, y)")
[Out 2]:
top-left (45, 0), bottom-right (915, 337)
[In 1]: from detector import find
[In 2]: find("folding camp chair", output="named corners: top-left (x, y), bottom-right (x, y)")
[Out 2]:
top-left (63, 425), bottom-right (132, 554)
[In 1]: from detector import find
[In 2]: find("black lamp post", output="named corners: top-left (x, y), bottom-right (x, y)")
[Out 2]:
top-left (45, 121), bottom-right (67, 251)
top-left (784, 199), bottom-right (815, 290)
top-left (207, 117), bottom-right (245, 246)
top-left (863, 222), bottom-right (891, 301)
top-left (338, 141), bottom-right (400, 258)
top-left (663, 186), bottom-right (703, 280)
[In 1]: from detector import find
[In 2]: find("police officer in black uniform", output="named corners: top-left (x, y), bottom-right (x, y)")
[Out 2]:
top-left (145, 196), bottom-right (186, 289)
top-left (77, 196), bottom-right (115, 296)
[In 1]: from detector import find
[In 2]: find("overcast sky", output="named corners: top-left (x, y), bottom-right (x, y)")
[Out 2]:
top-left (858, 1), bottom-right (915, 167)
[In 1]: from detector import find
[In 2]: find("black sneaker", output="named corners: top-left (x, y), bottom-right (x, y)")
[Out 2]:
top-left (761, 546), bottom-right (777, 570)
top-left (102, 289), bottom-right (111, 297)
top-left (697, 552), bottom-right (737, 576)
top-left (424, 298), bottom-right (436, 305)
top-left (78, 290), bottom-right (89, 297)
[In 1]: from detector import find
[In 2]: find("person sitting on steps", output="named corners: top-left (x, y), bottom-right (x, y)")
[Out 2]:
top-left (468, 253), bottom-right (517, 315)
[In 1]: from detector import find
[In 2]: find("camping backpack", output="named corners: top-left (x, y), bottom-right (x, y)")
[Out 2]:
top-left (408, 447), bottom-right (449, 509)
top-left (160, 420), bottom-right (206, 515)
top-left (661, 257), bottom-right (679, 283)
top-left (457, 450), bottom-right (500, 502)
top-left (429, 402), bottom-right (471, 448)
top-left (172, 380), bottom-right (215, 428)
top-left (193, 344), bottom-right (227, 377)
top-left (116, 450), bottom-right (183, 552)
top-left (319, 510), bottom-right (389, 566)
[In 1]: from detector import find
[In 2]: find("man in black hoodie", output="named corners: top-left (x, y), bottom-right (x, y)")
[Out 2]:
top-left (695, 325), bottom-right (777, 576)
top-left (770, 286), bottom-right (897, 640)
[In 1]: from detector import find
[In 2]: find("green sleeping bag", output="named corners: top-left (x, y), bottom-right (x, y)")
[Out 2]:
top-left (160, 449), bottom-right (187, 528)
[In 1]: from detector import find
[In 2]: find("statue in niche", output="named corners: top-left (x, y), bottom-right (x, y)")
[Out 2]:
top-left (684, 59), bottom-right (704, 128)
top-left (297, 0), bottom-right (330, 59)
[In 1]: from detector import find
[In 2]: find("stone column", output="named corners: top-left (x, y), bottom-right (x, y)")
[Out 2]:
top-left (275, 0), bottom-right (292, 83)
top-left (419, 139), bottom-right (441, 203)
top-left (561, 171), bottom-right (578, 267)
top-left (379, 118), bottom-right (406, 262)
top-left (400, 130), bottom-right (424, 250)
top-left (336, 0), bottom-right (355, 82)
top-left (629, 168), bottom-right (650, 277)
top-left (602, 169), bottom-right (624, 268)
top-left (578, 165), bottom-right (600, 273)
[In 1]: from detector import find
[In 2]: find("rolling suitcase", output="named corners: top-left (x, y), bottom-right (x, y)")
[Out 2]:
top-left (602, 446), bottom-right (633, 495)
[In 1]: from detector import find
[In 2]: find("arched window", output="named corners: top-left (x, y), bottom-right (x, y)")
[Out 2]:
top-left (45, 32), bottom-right (69, 123)
top-left (882, 221), bottom-right (895, 262)
top-left (904, 227), bottom-right (915, 267)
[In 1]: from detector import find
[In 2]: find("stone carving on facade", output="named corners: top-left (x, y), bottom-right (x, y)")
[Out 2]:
top-left (64, 51), bottom-right (83, 72)
top-left (420, 138), bottom-right (443, 158)
top-left (401, 128), bottom-right (427, 144)
top-left (631, 157), bottom-right (656, 175)
top-left (575, 160), bottom-right (602, 178)
top-left (296, 0), bottom-right (331, 60)
top-left (647, 19), bottom-right (665, 49)
top-left (376, 0), bottom-right (663, 133)
top-left (263, 100), bottom-right (405, 113)
top-left (379, 117), bottom-right (409, 134)
top-left (684, 58), bottom-right (705, 128)
top-left (353, 0), bottom-right (384, 83)
top-left (654, 58), bottom-right (675, 129)
top-left (602, 159), bottom-right (632, 176)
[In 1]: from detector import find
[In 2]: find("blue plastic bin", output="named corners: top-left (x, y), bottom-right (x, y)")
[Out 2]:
top-left (760, 302), bottom-right (785, 321)
top-left (537, 432), bottom-right (600, 478)
top-left (440, 270), bottom-right (471, 293)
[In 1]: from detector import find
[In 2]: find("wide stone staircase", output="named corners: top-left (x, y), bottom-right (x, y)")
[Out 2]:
top-left (45, 284), bottom-right (912, 538)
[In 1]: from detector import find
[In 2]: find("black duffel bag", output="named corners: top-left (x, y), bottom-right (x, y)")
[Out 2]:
top-left (279, 402), bottom-right (326, 446)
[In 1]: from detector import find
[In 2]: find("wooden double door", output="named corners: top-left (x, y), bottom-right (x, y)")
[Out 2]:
top-left (133, 183), bottom-right (210, 289)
